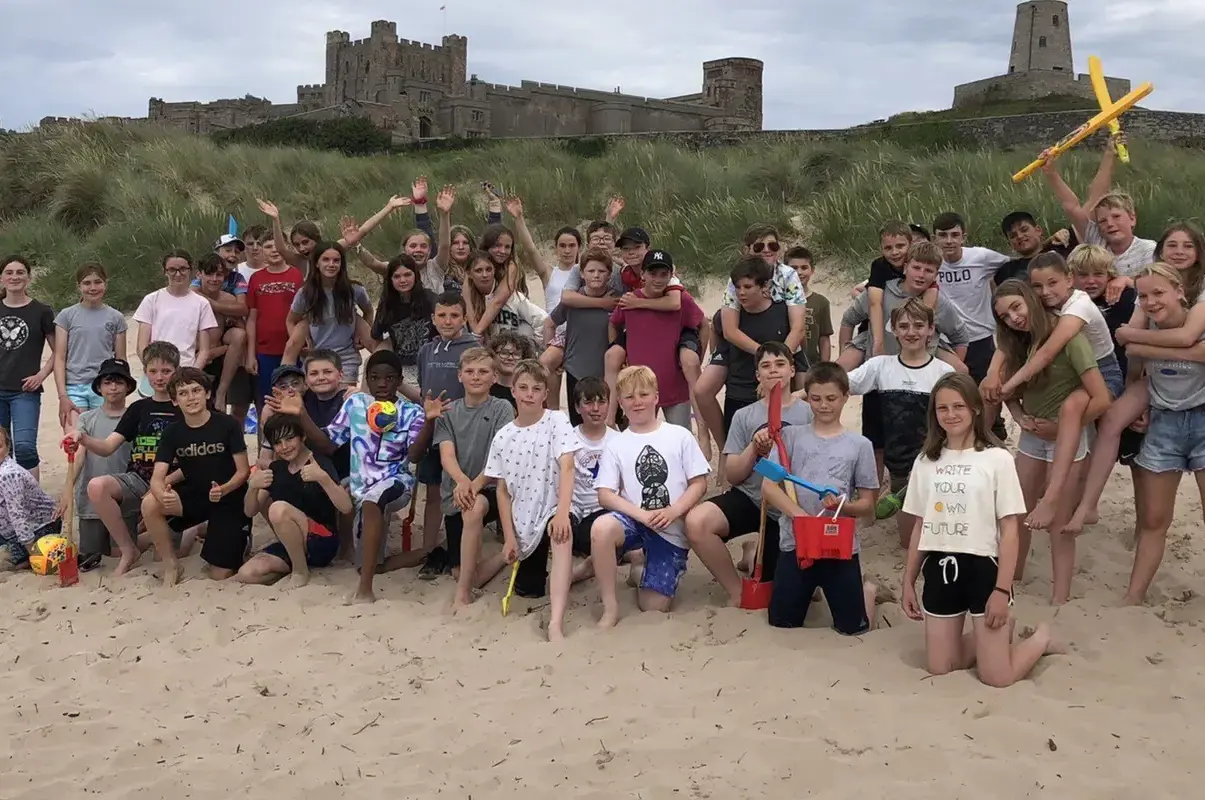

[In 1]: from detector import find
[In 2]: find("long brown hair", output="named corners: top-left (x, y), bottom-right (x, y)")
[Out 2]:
top-left (1155, 221), bottom-right (1205, 303)
top-left (993, 278), bottom-right (1056, 387)
top-left (920, 372), bottom-right (1003, 461)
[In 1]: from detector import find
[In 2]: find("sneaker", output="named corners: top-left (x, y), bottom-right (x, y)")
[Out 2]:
top-left (875, 492), bottom-right (903, 520)
top-left (418, 546), bottom-right (448, 580)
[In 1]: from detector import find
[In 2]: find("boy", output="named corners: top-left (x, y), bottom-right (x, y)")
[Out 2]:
top-left (567, 377), bottom-right (619, 550)
top-left (761, 362), bottom-right (879, 634)
top-left (865, 222), bottom-right (935, 358)
top-left (846, 299), bottom-right (954, 538)
top-left (591, 366), bottom-right (710, 628)
top-left (238, 224), bottom-right (268, 281)
top-left (142, 368), bottom-right (251, 584)
top-left (685, 343), bottom-right (810, 605)
top-left (65, 358), bottom-right (138, 569)
top-left (74, 342), bottom-right (182, 576)
top-left (786, 246), bottom-right (833, 373)
top-left (195, 253), bottom-right (252, 420)
top-left (134, 250), bottom-right (217, 370)
top-left (608, 250), bottom-right (705, 429)
top-left (544, 248), bottom-right (618, 425)
top-left (994, 211), bottom-right (1077, 285)
top-left (435, 347), bottom-right (515, 593)
top-left (487, 330), bottom-right (535, 411)
top-left (245, 236), bottom-right (304, 406)
top-left (715, 224), bottom-right (806, 370)
top-left (480, 361), bottom-right (578, 641)
top-left (415, 292), bottom-right (482, 576)
top-left (238, 412), bottom-right (353, 588)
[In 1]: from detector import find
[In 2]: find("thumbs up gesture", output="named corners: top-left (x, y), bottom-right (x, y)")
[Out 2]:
top-left (299, 457), bottom-right (325, 484)
top-left (209, 481), bottom-right (224, 503)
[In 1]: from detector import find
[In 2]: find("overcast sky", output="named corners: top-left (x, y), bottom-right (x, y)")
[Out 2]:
top-left (1, 0), bottom-right (1197, 131)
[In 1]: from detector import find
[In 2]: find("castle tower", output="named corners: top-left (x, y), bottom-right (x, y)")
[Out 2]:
top-left (1008, 1), bottom-right (1073, 74)
top-left (442, 35), bottom-right (468, 90)
top-left (325, 30), bottom-right (351, 102)
top-left (702, 58), bottom-right (764, 130)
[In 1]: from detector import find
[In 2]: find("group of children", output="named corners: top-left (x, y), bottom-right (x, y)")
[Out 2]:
top-left (0, 134), bottom-right (1198, 685)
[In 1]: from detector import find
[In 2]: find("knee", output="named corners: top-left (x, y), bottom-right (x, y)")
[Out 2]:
top-left (361, 502), bottom-right (384, 523)
top-left (140, 492), bottom-right (163, 518)
top-left (683, 507), bottom-right (718, 546)
top-left (13, 441), bottom-right (37, 469)
top-left (977, 667), bottom-right (1015, 689)
top-left (679, 348), bottom-right (700, 370)
top-left (237, 556), bottom-right (272, 581)
top-left (463, 496), bottom-right (488, 522)
top-left (591, 517), bottom-right (621, 548)
top-left (604, 347), bottom-right (626, 369)
top-left (267, 501), bottom-right (299, 526)
top-left (227, 328), bottom-right (247, 346)
top-left (538, 348), bottom-right (559, 369)
top-left (86, 476), bottom-right (114, 503)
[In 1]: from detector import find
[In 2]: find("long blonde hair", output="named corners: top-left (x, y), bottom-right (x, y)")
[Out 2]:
top-left (1135, 262), bottom-right (1190, 311)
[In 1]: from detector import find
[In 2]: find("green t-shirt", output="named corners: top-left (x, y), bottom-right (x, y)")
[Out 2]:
top-left (1021, 333), bottom-right (1096, 420)
top-left (804, 292), bottom-right (834, 367)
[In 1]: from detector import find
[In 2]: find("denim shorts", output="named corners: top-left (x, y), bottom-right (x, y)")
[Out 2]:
top-left (1097, 353), bottom-right (1125, 399)
top-left (1017, 428), bottom-right (1089, 463)
top-left (66, 383), bottom-right (104, 411)
top-left (1135, 406), bottom-right (1205, 473)
top-left (609, 512), bottom-right (689, 598)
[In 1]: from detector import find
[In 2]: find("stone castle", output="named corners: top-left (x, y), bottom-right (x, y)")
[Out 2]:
top-left (953, 0), bottom-right (1130, 109)
top-left (90, 20), bottom-right (762, 140)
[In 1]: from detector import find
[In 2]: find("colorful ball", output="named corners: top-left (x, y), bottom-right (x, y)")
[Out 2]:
top-left (29, 534), bottom-right (75, 576)
top-left (367, 400), bottom-right (398, 435)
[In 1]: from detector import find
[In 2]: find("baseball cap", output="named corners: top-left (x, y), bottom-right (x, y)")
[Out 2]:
top-left (90, 358), bottom-right (136, 395)
top-left (642, 249), bottom-right (674, 272)
top-left (270, 364), bottom-right (306, 385)
top-left (616, 227), bottom-right (651, 247)
top-left (214, 233), bottom-right (245, 251)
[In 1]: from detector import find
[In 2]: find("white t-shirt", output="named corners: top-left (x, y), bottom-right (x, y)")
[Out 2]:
top-left (1084, 223), bottom-right (1157, 278)
top-left (484, 410), bottom-right (578, 558)
top-left (903, 446), bottom-right (1027, 558)
top-left (490, 291), bottom-right (549, 349)
top-left (938, 247), bottom-right (1010, 341)
top-left (1060, 289), bottom-right (1115, 361)
top-left (237, 262), bottom-right (260, 282)
top-left (132, 289), bottom-right (219, 367)
top-left (545, 267), bottom-right (574, 314)
top-left (594, 422), bottom-right (711, 549)
top-left (571, 425), bottom-right (617, 517)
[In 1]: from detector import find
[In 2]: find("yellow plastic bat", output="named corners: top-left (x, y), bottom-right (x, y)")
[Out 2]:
top-left (1012, 81), bottom-right (1152, 182)
top-left (1089, 55), bottom-right (1130, 164)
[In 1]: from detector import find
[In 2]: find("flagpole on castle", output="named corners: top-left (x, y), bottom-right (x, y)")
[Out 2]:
top-left (441, 4), bottom-right (447, 35)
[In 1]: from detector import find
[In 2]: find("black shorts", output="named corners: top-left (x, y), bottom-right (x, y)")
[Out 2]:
top-left (768, 552), bottom-right (869, 635)
top-left (964, 336), bottom-right (1006, 437)
top-left (262, 517), bottom-right (340, 569)
top-left (204, 357), bottom-right (254, 406)
top-left (705, 487), bottom-right (779, 582)
top-left (678, 328), bottom-right (701, 355)
top-left (570, 508), bottom-right (609, 557)
top-left (168, 488), bottom-right (252, 571)
top-left (417, 446), bottom-right (442, 485)
top-left (793, 349), bottom-right (809, 373)
top-left (920, 552), bottom-right (1005, 617)
top-left (445, 488), bottom-right (500, 569)
top-left (1119, 427), bottom-right (1144, 467)
top-left (723, 395), bottom-right (755, 441)
top-left (861, 391), bottom-right (884, 450)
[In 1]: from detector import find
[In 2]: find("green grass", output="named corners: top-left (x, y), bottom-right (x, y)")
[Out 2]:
top-left (3, 122), bottom-right (1204, 310)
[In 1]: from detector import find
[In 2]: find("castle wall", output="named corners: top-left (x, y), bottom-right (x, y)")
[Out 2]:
top-left (953, 71), bottom-right (1130, 109)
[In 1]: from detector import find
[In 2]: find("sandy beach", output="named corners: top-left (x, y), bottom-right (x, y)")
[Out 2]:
top-left (2, 275), bottom-right (1202, 798)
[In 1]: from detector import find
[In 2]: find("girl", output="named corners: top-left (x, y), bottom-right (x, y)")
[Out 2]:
top-left (0, 256), bottom-right (57, 481)
top-left (0, 427), bottom-right (61, 571)
top-left (284, 243), bottom-right (374, 386)
top-left (370, 255), bottom-right (436, 392)
top-left (1118, 264), bottom-right (1205, 604)
top-left (1064, 222), bottom-right (1205, 534)
top-left (258, 196), bottom-right (404, 275)
top-left (993, 279), bottom-right (1111, 604)
top-left (54, 262), bottom-right (127, 431)
top-left (464, 251), bottom-right (547, 350)
top-left (901, 373), bottom-right (1064, 687)
top-left (467, 223), bottom-right (530, 334)
top-left (536, 225), bottom-right (583, 410)
top-left (426, 183), bottom-right (483, 294)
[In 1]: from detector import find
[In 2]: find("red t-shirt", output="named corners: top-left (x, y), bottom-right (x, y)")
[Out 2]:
top-left (610, 290), bottom-right (704, 407)
top-left (247, 266), bottom-right (304, 355)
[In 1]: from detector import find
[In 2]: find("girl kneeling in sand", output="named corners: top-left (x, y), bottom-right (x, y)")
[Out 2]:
top-left (901, 373), bottom-right (1065, 687)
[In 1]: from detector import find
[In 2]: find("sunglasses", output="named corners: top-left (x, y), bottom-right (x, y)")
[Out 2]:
top-left (752, 241), bottom-right (781, 254)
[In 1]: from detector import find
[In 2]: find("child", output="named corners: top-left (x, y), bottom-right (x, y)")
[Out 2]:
top-left (195, 253), bottom-right (253, 420)
top-left (993, 210), bottom-right (1077, 285)
top-left (54, 262), bottom-right (127, 430)
top-left (246, 235), bottom-right (304, 406)
top-left (867, 222), bottom-right (939, 359)
top-left (68, 358), bottom-right (138, 569)
top-left (591, 366), bottom-right (710, 627)
top-left (464, 250), bottom-right (548, 350)
top-left (566, 376), bottom-right (619, 553)
top-left (141, 368), bottom-right (251, 584)
top-left (0, 425), bottom-right (61, 571)
top-left (134, 251), bottom-right (217, 369)
top-left (480, 361), bottom-right (578, 641)
top-left (544, 248), bottom-right (618, 425)
top-left (370, 254), bottom-right (436, 390)
top-left (608, 250), bottom-right (705, 429)
top-left (992, 280), bottom-right (1111, 604)
top-left (238, 412), bottom-right (353, 588)
top-left (787, 247), bottom-right (832, 374)
top-left (760, 362), bottom-right (879, 634)
top-left (846, 300), bottom-right (955, 542)
top-left (283, 242), bottom-right (374, 386)
top-left (435, 347), bottom-right (515, 589)
top-left (74, 341), bottom-right (182, 576)
top-left (415, 292), bottom-right (482, 575)
top-left (901, 373), bottom-right (1064, 686)
top-left (237, 224), bottom-right (268, 281)
top-left (685, 342), bottom-right (809, 605)
top-left (487, 330), bottom-right (536, 411)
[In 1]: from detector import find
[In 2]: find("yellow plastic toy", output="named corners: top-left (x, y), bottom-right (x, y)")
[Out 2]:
top-left (501, 560), bottom-right (520, 616)
top-left (1089, 55), bottom-right (1130, 164)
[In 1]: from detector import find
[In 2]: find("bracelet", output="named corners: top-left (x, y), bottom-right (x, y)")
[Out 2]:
top-left (412, 196), bottom-right (428, 205)
top-left (993, 586), bottom-right (1011, 597)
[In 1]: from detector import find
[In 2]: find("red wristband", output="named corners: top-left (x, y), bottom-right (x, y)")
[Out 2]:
top-left (412, 196), bottom-right (428, 205)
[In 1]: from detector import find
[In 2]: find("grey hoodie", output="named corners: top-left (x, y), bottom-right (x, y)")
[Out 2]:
top-left (417, 332), bottom-right (481, 401)
top-left (841, 278), bottom-right (970, 355)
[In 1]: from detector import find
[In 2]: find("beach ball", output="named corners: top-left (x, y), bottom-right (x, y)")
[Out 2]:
top-left (367, 400), bottom-right (398, 435)
top-left (29, 535), bottom-right (75, 576)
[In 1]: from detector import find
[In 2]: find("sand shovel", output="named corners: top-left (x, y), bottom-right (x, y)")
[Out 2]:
top-left (739, 382), bottom-right (791, 610)
top-left (500, 560), bottom-right (520, 616)
top-left (57, 438), bottom-right (81, 587)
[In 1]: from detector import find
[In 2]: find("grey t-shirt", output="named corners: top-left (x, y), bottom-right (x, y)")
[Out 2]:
top-left (290, 285), bottom-right (371, 380)
top-left (76, 407), bottom-right (138, 520)
top-left (768, 425), bottom-right (878, 553)
top-left (562, 263), bottom-right (627, 297)
top-left (840, 279), bottom-right (969, 354)
top-left (724, 400), bottom-right (814, 512)
top-left (432, 396), bottom-right (515, 515)
top-left (550, 300), bottom-right (614, 380)
top-left (54, 303), bottom-right (127, 386)
top-left (1145, 327), bottom-right (1205, 411)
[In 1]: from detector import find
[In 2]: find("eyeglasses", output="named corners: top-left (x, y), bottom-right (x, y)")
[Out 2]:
top-left (164, 267), bottom-right (191, 275)
top-left (275, 378), bottom-right (305, 391)
top-left (752, 241), bottom-right (781, 254)
top-left (495, 349), bottom-right (521, 359)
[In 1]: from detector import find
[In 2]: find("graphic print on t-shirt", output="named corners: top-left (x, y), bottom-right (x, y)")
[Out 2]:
top-left (0, 315), bottom-right (29, 350)
top-left (635, 445), bottom-right (670, 510)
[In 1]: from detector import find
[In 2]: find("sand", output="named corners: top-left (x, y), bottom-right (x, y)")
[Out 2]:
top-left (1, 275), bottom-right (1203, 798)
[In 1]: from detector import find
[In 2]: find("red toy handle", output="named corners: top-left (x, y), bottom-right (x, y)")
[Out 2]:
top-left (61, 436), bottom-right (78, 464)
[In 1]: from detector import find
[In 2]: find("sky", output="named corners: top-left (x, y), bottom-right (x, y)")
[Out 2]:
top-left (1, 0), bottom-right (1199, 131)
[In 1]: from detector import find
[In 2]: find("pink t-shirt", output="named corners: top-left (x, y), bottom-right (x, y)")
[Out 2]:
top-left (132, 289), bottom-right (219, 367)
top-left (610, 290), bottom-right (704, 407)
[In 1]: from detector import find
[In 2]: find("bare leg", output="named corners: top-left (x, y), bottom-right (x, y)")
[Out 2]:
top-left (1027, 391), bottom-right (1087, 531)
top-left (422, 482), bottom-right (442, 553)
top-left (138, 493), bottom-right (182, 587)
top-left (1048, 459), bottom-right (1086, 605)
top-left (863, 581), bottom-right (877, 631)
top-left (548, 535), bottom-right (573, 642)
top-left (216, 327), bottom-right (246, 411)
top-left (636, 588), bottom-right (672, 613)
top-left (693, 363), bottom-right (727, 456)
top-left (539, 346), bottom-right (564, 409)
top-left (87, 476), bottom-right (140, 575)
top-left (1124, 469), bottom-right (1181, 604)
top-left (455, 495), bottom-right (490, 607)
top-left (683, 502), bottom-right (741, 605)
top-left (349, 501), bottom-right (386, 604)
top-left (679, 347), bottom-right (710, 459)
top-left (267, 501), bottom-right (311, 589)
top-left (590, 515), bottom-right (625, 627)
top-left (975, 619), bottom-right (1064, 688)
top-left (236, 553), bottom-right (289, 585)
top-left (836, 346), bottom-right (865, 372)
top-left (1013, 453), bottom-right (1045, 582)
top-left (1066, 383), bottom-right (1148, 533)
top-left (603, 345), bottom-right (626, 427)
top-left (923, 614), bottom-right (976, 675)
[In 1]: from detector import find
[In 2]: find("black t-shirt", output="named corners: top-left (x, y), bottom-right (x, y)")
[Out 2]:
top-left (994, 230), bottom-right (1080, 285)
top-left (114, 398), bottom-right (181, 482)
top-left (0, 299), bottom-right (55, 393)
top-left (370, 293), bottom-right (438, 366)
top-left (490, 382), bottom-right (516, 411)
top-left (266, 453), bottom-right (340, 533)
top-left (713, 301), bottom-right (791, 403)
top-left (155, 412), bottom-right (247, 501)
top-left (1096, 286), bottom-right (1137, 377)
top-left (304, 389), bottom-right (350, 476)
top-left (867, 257), bottom-right (904, 291)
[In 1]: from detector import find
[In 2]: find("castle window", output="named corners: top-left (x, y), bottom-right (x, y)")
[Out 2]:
top-left (365, 63), bottom-right (370, 75)
top-left (420, 90), bottom-right (432, 104)
top-left (1052, 14), bottom-right (1059, 27)
top-left (471, 110), bottom-right (484, 123)
top-left (1039, 36), bottom-right (1047, 47)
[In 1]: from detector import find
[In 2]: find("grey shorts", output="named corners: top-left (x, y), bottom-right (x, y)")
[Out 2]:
top-left (113, 472), bottom-right (150, 501)
top-left (79, 516), bottom-right (140, 557)
top-left (1017, 428), bottom-right (1089, 463)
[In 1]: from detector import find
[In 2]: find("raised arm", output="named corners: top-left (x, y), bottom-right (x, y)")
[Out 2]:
top-left (257, 199), bottom-right (308, 271)
top-left (434, 184), bottom-right (456, 270)
top-left (505, 196), bottom-right (550, 287)
top-left (1040, 160), bottom-right (1091, 240)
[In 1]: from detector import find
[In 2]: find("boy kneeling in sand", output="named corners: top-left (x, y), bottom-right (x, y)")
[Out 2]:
top-left (590, 366), bottom-right (710, 628)
top-left (238, 412), bottom-right (353, 588)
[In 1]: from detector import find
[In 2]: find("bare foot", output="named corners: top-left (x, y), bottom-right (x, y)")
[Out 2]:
top-left (114, 549), bottom-right (141, 577)
top-left (737, 540), bottom-right (756, 574)
top-left (1120, 592), bottom-right (1146, 607)
top-left (863, 581), bottom-right (878, 631)
top-left (453, 590), bottom-right (474, 609)
top-left (1033, 622), bottom-right (1067, 655)
top-left (598, 605), bottom-right (620, 629)
top-left (1025, 499), bottom-right (1056, 531)
top-left (280, 572), bottom-right (310, 590)
top-left (548, 624), bottom-right (565, 643)
top-left (1061, 510), bottom-right (1087, 536)
top-left (1084, 508), bottom-right (1099, 525)
top-left (345, 588), bottom-right (376, 605)
top-left (161, 559), bottom-right (183, 587)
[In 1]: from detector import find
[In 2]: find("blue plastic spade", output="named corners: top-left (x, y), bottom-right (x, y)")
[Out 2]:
top-left (754, 458), bottom-right (840, 498)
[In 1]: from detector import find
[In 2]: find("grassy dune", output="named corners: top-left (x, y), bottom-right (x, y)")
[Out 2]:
top-left (2, 123), bottom-right (1203, 310)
